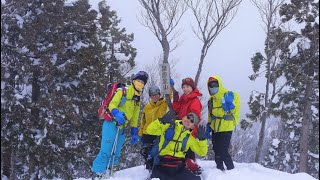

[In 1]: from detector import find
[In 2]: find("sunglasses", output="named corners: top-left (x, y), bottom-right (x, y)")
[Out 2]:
top-left (186, 115), bottom-right (195, 123)
top-left (208, 81), bottom-right (219, 88)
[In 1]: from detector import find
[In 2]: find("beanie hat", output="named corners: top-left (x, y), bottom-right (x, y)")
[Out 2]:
top-left (186, 112), bottom-right (199, 125)
top-left (133, 71), bottom-right (149, 85)
top-left (149, 85), bottom-right (161, 96)
top-left (182, 77), bottom-right (196, 90)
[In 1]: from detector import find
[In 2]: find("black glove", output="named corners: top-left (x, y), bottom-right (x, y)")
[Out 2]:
top-left (195, 125), bottom-right (206, 140)
top-left (159, 110), bottom-right (177, 125)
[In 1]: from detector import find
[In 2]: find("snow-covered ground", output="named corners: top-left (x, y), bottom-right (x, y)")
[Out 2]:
top-left (75, 160), bottom-right (316, 180)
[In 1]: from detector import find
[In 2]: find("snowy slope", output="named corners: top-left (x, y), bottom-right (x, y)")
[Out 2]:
top-left (75, 160), bottom-right (316, 180)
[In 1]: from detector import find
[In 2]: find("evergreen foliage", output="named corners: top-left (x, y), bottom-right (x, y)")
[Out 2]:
top-left (1, 0), bottom-right (136, 178)
top-left (260, 0), bottom-right (319, 178)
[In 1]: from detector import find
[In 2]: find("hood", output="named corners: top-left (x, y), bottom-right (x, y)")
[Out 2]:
top-left (207, 75), bottom-right (226, 97)
top-left (180, 88), bottom-right (202, 101)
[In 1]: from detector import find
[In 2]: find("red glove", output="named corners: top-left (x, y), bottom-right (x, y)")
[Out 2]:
top-left (186, 158), bottom-right (199, 171)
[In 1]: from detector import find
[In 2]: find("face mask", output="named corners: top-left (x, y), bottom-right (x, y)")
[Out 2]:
top-left (209, 87), bottom-right (219, 95)
top-left (133, 80), bottom-right (145, 92)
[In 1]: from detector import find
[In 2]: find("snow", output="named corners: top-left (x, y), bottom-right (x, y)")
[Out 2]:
top-left (64, 0), bottom-right (77, 7)
top-left (33, 128), bottom-right (48, 145)
top-left (52, 53), bottom-right (58, 64)
top-left (72, 41), bottom-right (89, 51)
top-left (1, 82), bottom-right (5, 90)
top-left (289, 131), bottom-right (295, 139)
top-left (19, 133), bottom-right (24, 141)
top-left (271, 138), bottom-right (280, 148)
top-left (15, 14), bottom-right (24, 29)
top-left (73, 104), bottom-right (80, 114)
top-left (285, 152), bottom-right (291, 162)
top-left (308, 152), bottom-right (319, 159)
top-left (288, 37), bottom-right (311, 57)
top-left (75, 161), bottom-right (316, 180)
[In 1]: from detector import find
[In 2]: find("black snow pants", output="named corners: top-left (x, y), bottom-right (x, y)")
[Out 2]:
top-left (150, 156), bottom-right (201, 180)
top-left (211, 131), bottom-right (234, 170)
top-left (140, 134), bottom-right (157, 170)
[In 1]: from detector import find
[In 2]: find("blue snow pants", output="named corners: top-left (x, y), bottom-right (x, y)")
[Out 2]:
top-left (92, 120), bottom-right (126, 174)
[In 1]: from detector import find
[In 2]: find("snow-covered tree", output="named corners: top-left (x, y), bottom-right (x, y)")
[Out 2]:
top-left (1, 0), bottom-right (138, 178)
top-left (97, 0), bottom-right (136, 84)
top-left (247, 0), bottom-right (292, 163)
top-left (279, 0), bottom-right (319, 175)
top-left (262, 0), bottom-right (319, 178)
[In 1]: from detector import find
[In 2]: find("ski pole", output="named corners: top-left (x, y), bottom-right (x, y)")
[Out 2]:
top-left (106, 126), bottom-right (120, 175)
top-left (110, 126), bottom-right (120, 176)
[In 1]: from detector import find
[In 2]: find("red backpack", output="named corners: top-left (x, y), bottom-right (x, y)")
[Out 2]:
top-left (98, 82), bottom-right (127, 121)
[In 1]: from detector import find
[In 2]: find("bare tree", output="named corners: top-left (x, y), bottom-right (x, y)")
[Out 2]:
top-left (250, 0), bottom-right (286, 163)
top-left (138, 0), bottom-right (187, 110)
top-left (185, 0), bottom-right (242, 86)
top-left (143, 57), bottom-right (180, 101)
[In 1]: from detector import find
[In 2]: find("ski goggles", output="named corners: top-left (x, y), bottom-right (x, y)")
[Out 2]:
top-left (186, 114), bottom-right (195, 123)
top-left (208, 80), bottom-right (219, 88)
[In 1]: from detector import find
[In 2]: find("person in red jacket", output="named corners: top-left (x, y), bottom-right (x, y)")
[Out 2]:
top-left (172, 77), bottom-right (203, 175)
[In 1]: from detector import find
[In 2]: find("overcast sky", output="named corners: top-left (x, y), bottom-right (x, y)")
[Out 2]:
top-left (88, 0), bottom-right (267, 118)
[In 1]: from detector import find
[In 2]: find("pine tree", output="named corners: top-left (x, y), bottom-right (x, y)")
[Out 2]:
top-left (97, 0), bottom-right (136, 84)
top-left (262, 0), bottom-right (319, 178)
top-left (279, 0), bottom-right (319, 177)
top-left (1, 0), bottom-right (132, 178)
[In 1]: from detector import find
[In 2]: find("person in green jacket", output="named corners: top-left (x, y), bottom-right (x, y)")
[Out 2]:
top-left (92, 71), bottom-right (149, 178)
top-left (147, 110), bottom-right (208, 180)
top-left (205, 75), bottom-right (240, 171)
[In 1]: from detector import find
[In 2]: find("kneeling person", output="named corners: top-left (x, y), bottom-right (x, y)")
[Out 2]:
top-left (147, 111), bottom-right (208, 180)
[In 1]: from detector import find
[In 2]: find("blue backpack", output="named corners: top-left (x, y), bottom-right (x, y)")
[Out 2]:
top-left (148, 124), bottom-right (190, 166)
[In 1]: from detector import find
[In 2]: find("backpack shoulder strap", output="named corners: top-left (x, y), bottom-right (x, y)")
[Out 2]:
top-left (118, 86), bottom-right (127, 107)
top-left (181, 134), bottom-right (190, 151)
top-left (208, 97), bottom-right (213, 111)
top-left (160, 123), bottom-right (175, 152)
top-left (120, 86), bottom-right (126, 96)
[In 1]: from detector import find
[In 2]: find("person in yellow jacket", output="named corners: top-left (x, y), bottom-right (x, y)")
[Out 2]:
top-left (92, 71), bottom-right (149, 178)
top-left (138, 85), bottom-right (170, 170)
top-left (205, 75), bottom-right (240, 171)
top-left (147, 110), bottom-right (208, 180)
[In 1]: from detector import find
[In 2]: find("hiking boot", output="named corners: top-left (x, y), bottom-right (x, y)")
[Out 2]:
top-left (92, 172), bottom-right (109, 180)
top-left (217, 165), bottom-right (225, 171)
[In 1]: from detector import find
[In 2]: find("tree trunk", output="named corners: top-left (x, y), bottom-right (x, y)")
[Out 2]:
top-left (28, 152), bottom-right (39, 180)
top-left (29, 66), bottom-right (40, 179)
top-left (9, 149), bottom-right (16, 180)
top-left (194, 45), bottom-right (207, 87)
top-left (299, 77), bottom-right (312, 172)
top-left (255, 112), bottom-right (267, 162)
top-left (2, 144), bottom-right (11, 178)
top-left (161, 35), bottom-right (174, 111)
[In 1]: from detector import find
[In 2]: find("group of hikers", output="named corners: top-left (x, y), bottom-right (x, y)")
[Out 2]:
top-left (92, 71), bottom-right (240, 180)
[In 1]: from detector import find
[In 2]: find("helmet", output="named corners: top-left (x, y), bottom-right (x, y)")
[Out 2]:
top-left (132, 71), bottom-right (149, 84)
top-left (149, 85), bottom-right (161, 96)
